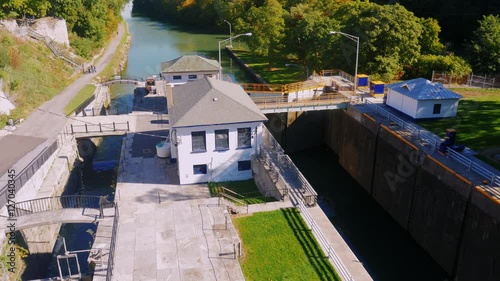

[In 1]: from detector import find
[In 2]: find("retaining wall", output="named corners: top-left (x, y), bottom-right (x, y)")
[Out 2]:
top-left (321, 106), bottom-right (500, 280)
top-left (251, 155), bottom-right (285, 201)
top-left (455, 187), bottom-right (500, 281)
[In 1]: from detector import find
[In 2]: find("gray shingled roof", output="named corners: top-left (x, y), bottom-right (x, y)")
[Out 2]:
top-left (169, 77), bottom-right (267, 128)
top-left (160, 55), bottom-right (219, 73)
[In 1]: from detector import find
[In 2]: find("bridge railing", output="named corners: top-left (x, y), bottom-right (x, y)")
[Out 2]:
top-left (240, 83), bottom-right (285, 93)
top-left (101, 75), bottom-right (144, 83)
top-left (12, 195), bottom-right (109, 217)
top-left (69, 122), bottom-right (130, 135)
top-left (319, 69), bottom-right (354, 83)
top-left (284, 80), bottom-right (324, 93)
top-left (364, 100), bottom-right (500, 188)
top-left (106, 203), bottom-right (119, 281)
top-left (0, 140), bottom-right (59, 209)
top-left (252, 93), bottom-right (348, 109)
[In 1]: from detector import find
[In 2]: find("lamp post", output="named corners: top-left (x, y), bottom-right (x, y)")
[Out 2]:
top-left (285, 63), bottom-right (309, 80)
top-left (223, 20), bottom-right (232, 46)
top-left (218, 32), bottom-right (252, 80)
top-left (119, 63), bottom-right (122, 78)
top-left (329, 31), bottom-right (359, 95)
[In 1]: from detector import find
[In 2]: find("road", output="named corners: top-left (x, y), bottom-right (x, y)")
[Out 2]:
top-left (0, 23), bottom-right (126, 182)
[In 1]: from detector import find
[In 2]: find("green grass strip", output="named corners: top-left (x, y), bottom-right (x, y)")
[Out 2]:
top-left (64, 84), bottom-right (96, 115)
top-left (234, 208), bottom-right (341, 281)
top-left (208, 180), bottom-right (276, 205)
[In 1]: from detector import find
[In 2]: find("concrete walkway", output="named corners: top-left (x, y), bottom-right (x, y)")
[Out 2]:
top-left (113, 133), bottom-right (245, 281)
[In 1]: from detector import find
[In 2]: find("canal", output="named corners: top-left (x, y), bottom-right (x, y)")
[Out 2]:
top-left (47, 1), bottom-right (446, 280)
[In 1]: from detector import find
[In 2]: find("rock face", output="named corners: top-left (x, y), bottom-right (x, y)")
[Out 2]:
top-left (0, 79), bottom-right (15, 115)
top-left (0, 17), bottom-right (70, 46)
top-left (31, 17), bottom-right (70, 46)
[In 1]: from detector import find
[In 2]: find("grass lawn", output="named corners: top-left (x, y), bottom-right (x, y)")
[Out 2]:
top-left (209, 180), bottom-right (276, 205)
top-left (234, 209), bottom-right (341, 281)
top-left (64, 84), bottom-right (96, 115)
top-left (416, 88), bottom-right (500, 168)
top-left (233, 49), bottom-right (308, 84)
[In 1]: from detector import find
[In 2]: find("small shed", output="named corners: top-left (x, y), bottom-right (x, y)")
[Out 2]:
top-left (370, 81), bottom-right (385, 98)
top-left (386, 78), bottom-right (463, 119)
top-left (357, 74), bottom-right (369, 87)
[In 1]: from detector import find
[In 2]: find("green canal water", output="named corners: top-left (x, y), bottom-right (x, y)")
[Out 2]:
top-left (44, 2), bottom-right (447, 280)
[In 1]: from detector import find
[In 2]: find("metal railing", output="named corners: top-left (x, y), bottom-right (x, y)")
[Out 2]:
top-left (252, 94), bottom-right (348, 110)
top-left (364, 100), bottom-right (500, 187)
top-left (319, 69), bottom-right (354, 83)
top-left (11, 195), bottom-right (108, 217)
top-left (106, 203), bottom-right (119, 281)
top-left (69, 122), bottom-right (130, 135)
top-left (259, 127), bottom-right (352, 280)
top-left (260, 127), bottom-right (318, 206)
top-left (297, 202), bottom-right (354, 281)
top-left (240, 83), bottom-right (285, 93)
top-left (0, 140), bottom-right (59, 209)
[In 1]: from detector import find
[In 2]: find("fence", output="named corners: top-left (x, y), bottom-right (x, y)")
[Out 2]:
top-left (431, 71), bottom-right (497, 88)
top-left (364, 100), bottom-right (499, 187)
top-left (12, 195), bottom-right (106, 217)
top-left (69, 122), bottom-right (130, 135)
top-left (259, 127), bottom-right (353, 280)
top-left (0, 140), bottom-right (59, 209)
top-left (106, 203), bottom-right (119, 281)
top-left (297, 202), bottom-right (354, 281)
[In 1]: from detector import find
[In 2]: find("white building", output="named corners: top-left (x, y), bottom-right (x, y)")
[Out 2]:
top-left (386, 78), bottom-right (463, 119)
top-left (160, 55), bottom-right (220, 85)
top-left (168, 77), bottom-right (267, 184)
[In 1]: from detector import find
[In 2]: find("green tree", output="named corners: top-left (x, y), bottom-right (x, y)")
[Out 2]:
top-left (469, 14), bottom-right (500, 75)
top-left (419, 17), bottom-right (445, 55)
top-left (284, 3), bottom-right (340, 72)
top-left (0, 0), bottom-right (51, 18)
top-left (331, 2), bottom-right (423, 80)
top-left (236, 0), bottom-right (286, 67)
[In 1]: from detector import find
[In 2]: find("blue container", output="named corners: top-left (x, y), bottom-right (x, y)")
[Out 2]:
top-left (357, 74), bottom-right (369, 87)
top-left (370, 81), bottom-right (385, 95)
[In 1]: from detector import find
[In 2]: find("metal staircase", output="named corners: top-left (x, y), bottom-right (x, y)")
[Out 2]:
top-left (26, 28), bottom-right (80, 68)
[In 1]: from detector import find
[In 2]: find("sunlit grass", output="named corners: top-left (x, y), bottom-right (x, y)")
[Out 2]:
top-left (208, 180), bottom-right (276, 205)
top-left (234, 209), bottom-right (341, 281)
top-left (64, 84), bottom-right (96, 115)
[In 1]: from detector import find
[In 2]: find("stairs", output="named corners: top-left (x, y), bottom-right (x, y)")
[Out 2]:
top-left (26, 28), bottom-right (80, 68)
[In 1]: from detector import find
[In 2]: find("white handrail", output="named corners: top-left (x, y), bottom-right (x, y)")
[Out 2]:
top-left (365, 99), bottom-right (499, 187)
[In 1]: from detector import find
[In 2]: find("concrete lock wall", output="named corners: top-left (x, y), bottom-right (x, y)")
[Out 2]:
top-left (285, 111), bottom-right (325, 154)
top-left (324, 109), bottom-right (344, 155)
top-left (409, 155), bottom-right (472, 275)
top-left (371, 125), bottom-right (418, 229)
top-left (455, 187), bottom-right (500, 281)
top-left (337, 107), bottom-right (378, 193)
top-left (322, 107), bottom-right (500, 280)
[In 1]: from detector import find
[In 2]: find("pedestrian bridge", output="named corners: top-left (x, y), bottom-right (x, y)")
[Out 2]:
top-left (6, 195), bottom-right (114, 231)
top-left (100, 75), bottom-right (144, 86)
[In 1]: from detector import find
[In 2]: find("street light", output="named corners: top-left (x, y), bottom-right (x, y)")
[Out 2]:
top-left (330, 31), bottom-right (359, 95)
top-left (218, 32), bottom-right (252, 80)
top-left (285, 63), bottom-right (309, 80)
top-left (119, 63), bottom-right (122, 78)
top-left (223, 20), bottom-right (232, 46)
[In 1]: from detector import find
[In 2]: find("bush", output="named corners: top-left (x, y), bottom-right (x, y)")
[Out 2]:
top-left (69, 33), bottom-right (94, 59)
top-left (404, 54), bottom-right (472, 79)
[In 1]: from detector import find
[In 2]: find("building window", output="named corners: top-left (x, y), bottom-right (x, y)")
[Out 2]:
top-left (173, 75), bottom-right (182, 80)
top-left (238, 160), bottom-right (251, 171)
top-left (193, 164), bottom-right (207, 175)
top-left (433, 104), bottom-right (442, 114)
top-left (215, 129), bottom-right (229, 150)
top-left (188, 74), bottom-right (197, 79)
top-left (237, 127), bottom-right (251, 148)
top-left (191, 131), bottom-right (206, 152)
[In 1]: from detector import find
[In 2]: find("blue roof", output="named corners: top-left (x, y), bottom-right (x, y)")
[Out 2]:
top-left (387, 78), bottom-right (463, 101)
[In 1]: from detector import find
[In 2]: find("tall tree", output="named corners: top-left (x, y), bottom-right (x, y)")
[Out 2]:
top-left (419, 17), bottom-right (445, 55)
top-left (468, 14), bottom-right (500, 75)
top-left (332, 2), bottom-right (423, 80)
top-left (236, 0), bottom-right (286, 67)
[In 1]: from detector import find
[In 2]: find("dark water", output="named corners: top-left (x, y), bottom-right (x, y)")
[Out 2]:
top-left (290, 146), bottom-right (448, 281)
